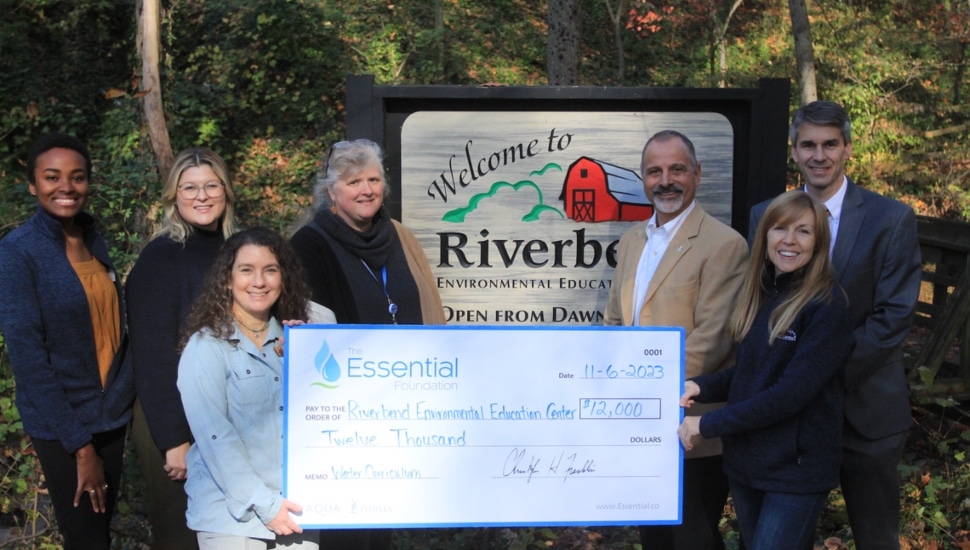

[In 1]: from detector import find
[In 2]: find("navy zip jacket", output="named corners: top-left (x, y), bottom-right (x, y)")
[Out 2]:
top-left (0, 207), bottom-right (134, 452)
top-left (693, 272), bottom-right (854, 494)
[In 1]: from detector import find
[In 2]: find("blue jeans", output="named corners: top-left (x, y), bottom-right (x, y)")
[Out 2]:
top-left (729, 479), bottom-right (827, 550)
top-left (640, 455), bottom-right (729, 549)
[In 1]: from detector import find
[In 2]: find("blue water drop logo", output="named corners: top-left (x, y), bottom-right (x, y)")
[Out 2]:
top-left (311, 340), bottom-right (341, 388)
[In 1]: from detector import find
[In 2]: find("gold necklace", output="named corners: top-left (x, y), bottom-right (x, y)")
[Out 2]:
top-left (234, 316), bottom-right (269, 335)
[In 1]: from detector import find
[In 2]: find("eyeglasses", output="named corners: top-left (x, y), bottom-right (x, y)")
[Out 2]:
top-left (325, 141), bottom-right (351, 172)
top-left (178, 181), bottom-right (225, 199)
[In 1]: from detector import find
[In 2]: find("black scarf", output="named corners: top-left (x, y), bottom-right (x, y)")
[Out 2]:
top-left (314, 207), bottom-right (395, 270)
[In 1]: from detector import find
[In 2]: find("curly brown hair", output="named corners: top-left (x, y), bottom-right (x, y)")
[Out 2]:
top-left (179, 227), bottom-right (311, 349)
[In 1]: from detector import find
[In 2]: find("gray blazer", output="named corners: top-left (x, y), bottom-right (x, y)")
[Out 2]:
top-left (749, 180), bottom-right (921, 440)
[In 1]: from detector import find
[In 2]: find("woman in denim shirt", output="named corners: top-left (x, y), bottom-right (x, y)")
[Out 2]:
top-left (177, 227), bottom-right (316, 549)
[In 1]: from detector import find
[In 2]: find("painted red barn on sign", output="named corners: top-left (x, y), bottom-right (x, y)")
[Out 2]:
top-left (558, 157), bottom-right (653, 222)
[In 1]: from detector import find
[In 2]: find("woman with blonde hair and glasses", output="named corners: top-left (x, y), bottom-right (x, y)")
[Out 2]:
top-left (677, 191), bottom-right (854, 549)
top-left (126, 147), bottom-right (239, 549)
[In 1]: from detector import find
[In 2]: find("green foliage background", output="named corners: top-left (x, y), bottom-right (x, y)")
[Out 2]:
top-left (1, 0), bottom-right (969, 547)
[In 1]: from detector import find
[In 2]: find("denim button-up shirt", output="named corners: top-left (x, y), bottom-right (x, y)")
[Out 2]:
top-left (178, 320), bottom-right (285, 538)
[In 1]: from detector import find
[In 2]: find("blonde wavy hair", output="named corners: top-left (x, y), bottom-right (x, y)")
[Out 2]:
top-left (153, 147), bottom-right (239, 242)
top-left (729, 191), bottom-right (836, 343)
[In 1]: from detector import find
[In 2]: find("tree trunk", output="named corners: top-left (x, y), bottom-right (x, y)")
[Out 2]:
top-left (788, 0), bottom-right (818, 105)
top-left (718, 40), bottom-right (727, 87)
top-left (947, 0), bottom-right (966, 106)
top-left (954, 40), bottom-right (966, 105)
top-left (138, 0), bottom-right (174, 180)
top-left (603, 0), bottom-right (626, 85)
top-left (435, 0), bottom-right (445, 79)
top-left (712, 0), bottom-right (743, 88)
top-left (547, 0), bottom-right (582, 85)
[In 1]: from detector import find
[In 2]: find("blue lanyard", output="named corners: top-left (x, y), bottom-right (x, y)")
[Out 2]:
top-left (361, 261), bottom-right (398, 324)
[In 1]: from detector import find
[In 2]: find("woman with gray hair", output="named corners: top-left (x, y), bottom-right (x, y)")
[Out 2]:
top-left (289, 139), bottom-right (444, 549)
top-left (290, 139), bottom-right (444, 327)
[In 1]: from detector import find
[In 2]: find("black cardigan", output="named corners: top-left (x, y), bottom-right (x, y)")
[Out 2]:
top-left (126, 230), bottom-right (224, 452)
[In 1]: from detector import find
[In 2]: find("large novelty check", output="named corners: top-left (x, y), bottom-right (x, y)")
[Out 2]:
top-left (283, 325), bottom-right (684, 528)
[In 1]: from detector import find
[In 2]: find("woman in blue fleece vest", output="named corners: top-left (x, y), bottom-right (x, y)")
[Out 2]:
top-left (677, 191), bottom-right (854, 549)
top-left (0, 133), bottom-right (134, 549)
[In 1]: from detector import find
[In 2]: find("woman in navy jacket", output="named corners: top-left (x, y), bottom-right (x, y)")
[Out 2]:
top-left (0, 133), bottom-right (134, 549)
top-left (677, 191), bottom-right (854, 549)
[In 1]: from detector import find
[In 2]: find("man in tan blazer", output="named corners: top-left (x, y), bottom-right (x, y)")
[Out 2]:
top-left (605, 130), bottom-right (747, 550)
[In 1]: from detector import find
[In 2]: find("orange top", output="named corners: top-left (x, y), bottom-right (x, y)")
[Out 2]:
top-left (71, 258), bottom-right (121, 387)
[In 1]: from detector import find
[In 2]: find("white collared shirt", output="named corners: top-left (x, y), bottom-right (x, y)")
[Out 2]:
top-left (631, 201), bottom-right (696, 325)
top-left (806, 176), bottom-right (847, 257)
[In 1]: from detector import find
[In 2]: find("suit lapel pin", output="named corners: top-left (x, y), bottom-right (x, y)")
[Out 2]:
top-left (676, 246), bottom-right (683, 253)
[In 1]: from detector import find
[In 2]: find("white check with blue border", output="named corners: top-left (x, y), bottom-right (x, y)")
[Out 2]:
top-left (283, 325), bottom-right (684, 528)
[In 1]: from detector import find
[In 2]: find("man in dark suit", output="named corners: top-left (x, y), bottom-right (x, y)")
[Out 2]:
top-left (607, 130), bottom-right (748, 549)
top-left (749, 101), bottom-right (921, 549)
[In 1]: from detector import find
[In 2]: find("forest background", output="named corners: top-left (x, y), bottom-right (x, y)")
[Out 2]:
top-left (1, 0), bottom-right (969, 548)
